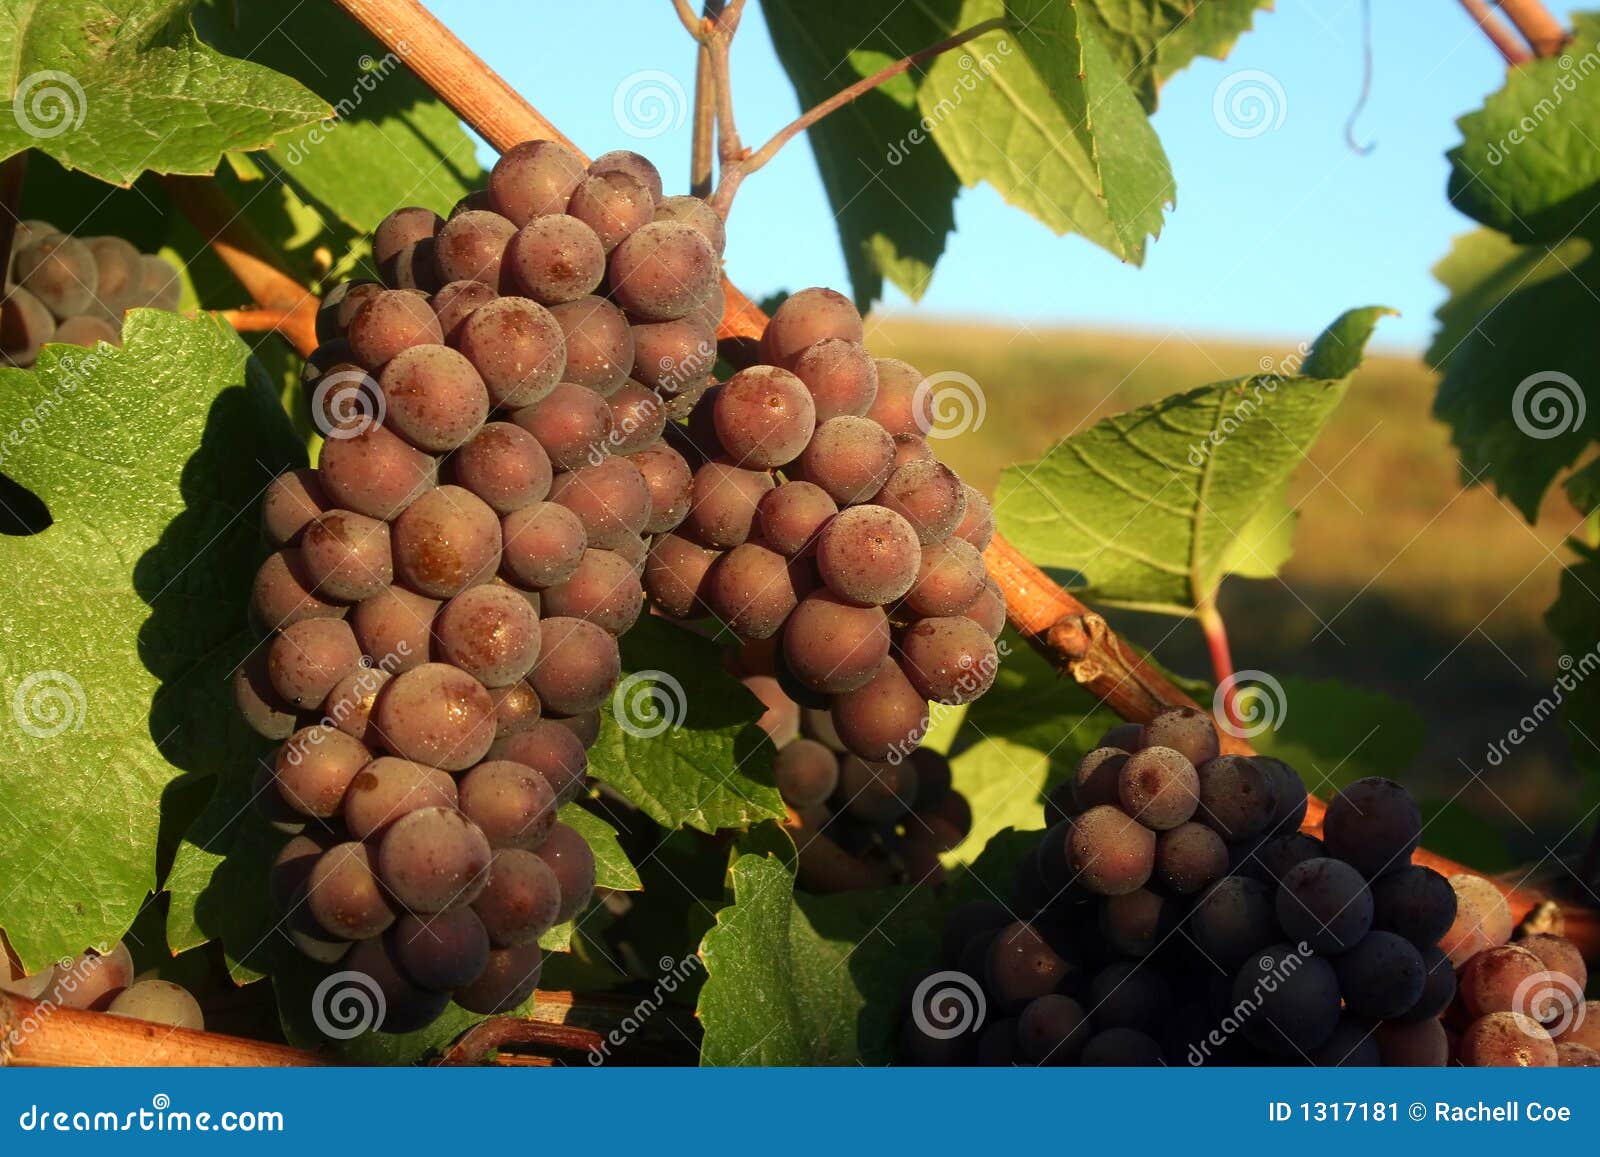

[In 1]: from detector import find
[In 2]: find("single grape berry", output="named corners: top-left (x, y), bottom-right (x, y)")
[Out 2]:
top-left (458, 760), bottom-right (558, 851)
top-left (472, 847), bottom-right (564, 946)
top-left (713, 365), bottom-right (817, 469)
top-left (796, 415), bottom-right (895, 505)
top-left (815, 505), bottom-right (920, 607)
top-left (829, 659), bottom-right (928, 761)
top-left (392, 485), bottom-right (503, 598)
top-left (346, 289), bottom-right (442, 369)
top-left (1275, 857), bottom-right (1374, 954)
top-left (488, 139), bottom-right (588, 225)
top-left (704, 543), bottom-right (808, 641)
top-left (342, 757), bottom-right (459, 840)
top-left (452, 421), bottom-right (553, 514)
top-left (528, 616), bottom-right (621, 715)
top-left (377, 806), bottom-right (493, 913)
top-left (1066, 805), bottom-right (1155, 896)
top-left (551, 295), bottom-right (635, 394)
top-left (541, 548), bottom-right (645, 634)
top-left (682, 460), bottom-right (774, 549)
top-left (900, 616), bottom-right (995, 707)
top-left (781, 591), bottom-right (890, 694)
top-left (774, 739), bottom-right (840, 807)
top-left (434, 583), bottom-right (543, 687)
top-left (608, 221), bottom-right (718, 322)
top-left (432, 209), bottom-right (517, 286)
top-left (372, 662), bottom-right (497, 771)
top-left (643, 533), bottom-right (719, 619)
top-left (1322, 776), bottom-right (1422, 879)
top-left (761, 288), bottom-right (864, 369)
top-left (455, 296), bottom-right (567, 408)
top-left (487, 718), bottom-right (589, 804)
top-left (534, 822), bottom-right (597, 921)
top-left (377, 343), bottom-right (490, 452)
top-left (504, 214), bottom-right (606, 304)
top-left (873, 460), bottom-right (966, 545)
top-left (1116, 746), bottom-right (1200, 831)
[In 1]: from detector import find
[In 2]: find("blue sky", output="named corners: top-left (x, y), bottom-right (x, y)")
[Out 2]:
top-left (426, 1), bottom-right (1579, 350)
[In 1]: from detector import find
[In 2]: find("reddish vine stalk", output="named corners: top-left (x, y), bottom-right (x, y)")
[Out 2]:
top-left (1456, 0), bottom-right (1535, 64)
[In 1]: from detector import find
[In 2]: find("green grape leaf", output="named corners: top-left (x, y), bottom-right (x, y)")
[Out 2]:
top-left (697, 853), bottom-right (939, 1065)
top-left (585, 615), bottom-right (785, 834)
top-left (944, 636), bottom-right (1119, 863)
top-left (1447, 14), bottom-right (1600, 245)
top-left (1250, 677), bottom-right (1426, 796)
top-left (194, 1), bottom-right (484, 231)
top-left (1428, 228), bottom-right (1599, 522)
top-left (0, 0), bottom-right (327, 186)
top-left (1082, 0), bottom-right (1272, 111)
top-left (927, 0), bottom-right (1172, 264)
top-left (995, 307), bottom-right (1388, 616)
top-left (0, 313), bottom-right (303, 971)
top-left (563, 804), bottom-right (642, 892)
top-left (1546, 551), bottom-right (1600, 787)
top-left (760, 0), bottom-right (960, 307)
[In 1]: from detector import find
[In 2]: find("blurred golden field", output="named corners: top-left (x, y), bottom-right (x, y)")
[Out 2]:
top-left (865, 315), bottom-right (1592, 859)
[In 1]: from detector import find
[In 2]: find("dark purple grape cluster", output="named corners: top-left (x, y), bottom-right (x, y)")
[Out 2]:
top-left (238, 141), bottom-right (714, 1032)
top-left (647, 287), bottom-right (1005, 766)
top-left (1, 219), bottom-right (181, 365)
top-left (1, 936), bottom-right (205, 1030)
top-left (902, 707), bottom-right (1492, 1067)
top-left (736, 650), bottom-right (972, 888)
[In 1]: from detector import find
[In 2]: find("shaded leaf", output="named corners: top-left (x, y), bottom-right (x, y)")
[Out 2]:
top-left (0, 313), bottom-right (302, 970)
top-left (760, 0), bottom-right (959, 306)
top-left (1428, 228), bottom-right (1599, 521)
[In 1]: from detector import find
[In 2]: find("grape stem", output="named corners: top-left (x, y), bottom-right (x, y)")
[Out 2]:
top-left (705, 15), bottom-right (1012, 219)
top-left (689, 0), bottom-right (727, 197)
top-left (1196, 600), bottom-right (1241, 728)
top-left (1495, 0), bottom-right (1569, 56)
top-left (161, 176), bottom-right (319, 358)
top-left (330, 0), bottom-right (1600, 950)
top-left (1455, 0), bottom-right (1534, 64)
